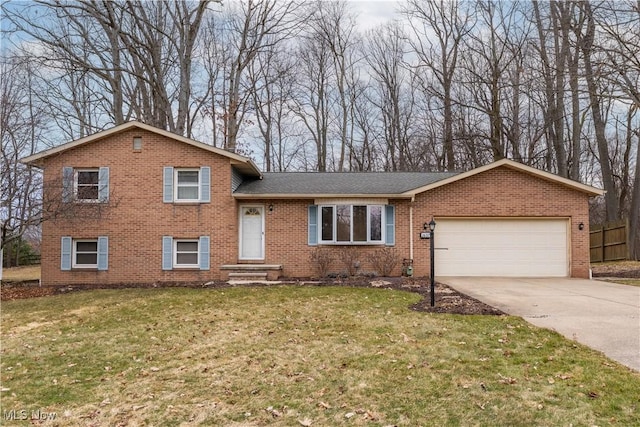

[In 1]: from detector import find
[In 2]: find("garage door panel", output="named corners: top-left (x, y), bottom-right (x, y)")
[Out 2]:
top-left (435, 219), bottom-right (568, 277)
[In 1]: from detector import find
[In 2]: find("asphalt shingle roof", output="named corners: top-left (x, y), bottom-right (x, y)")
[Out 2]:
top-left (234, 171), bottom-right (460, 196)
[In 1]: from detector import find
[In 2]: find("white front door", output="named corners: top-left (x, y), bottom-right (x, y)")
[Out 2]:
top-left (240, 206), bottom-right (264, 260)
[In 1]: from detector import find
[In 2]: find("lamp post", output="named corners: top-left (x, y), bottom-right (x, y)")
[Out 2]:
top-left (429, 219), bottom-right (436, 307)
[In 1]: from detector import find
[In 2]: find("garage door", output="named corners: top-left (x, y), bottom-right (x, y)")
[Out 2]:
top-left (434, 219), bottom-right (569, 277)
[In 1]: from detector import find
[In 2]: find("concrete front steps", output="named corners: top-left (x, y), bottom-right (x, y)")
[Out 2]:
top-left (221, 264), bottom-right (283, 284)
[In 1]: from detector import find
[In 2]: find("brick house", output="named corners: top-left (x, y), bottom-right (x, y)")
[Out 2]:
top-left (22, 121), bottom-right (603, 286)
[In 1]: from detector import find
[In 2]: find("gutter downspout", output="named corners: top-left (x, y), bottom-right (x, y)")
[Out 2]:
top-left (409, 196), bottom-right (414, 261)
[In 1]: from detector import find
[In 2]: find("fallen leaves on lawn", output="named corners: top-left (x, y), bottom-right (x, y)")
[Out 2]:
top-left (317, 401), bottom-right (331, 410)
top-left (266, 406), bottom-right (283, 417)
top-left (498, 373), bottom-right (517, 385)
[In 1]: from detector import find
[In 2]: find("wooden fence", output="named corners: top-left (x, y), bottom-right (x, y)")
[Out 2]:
top-left (590, 219), bottom-right (629, 263)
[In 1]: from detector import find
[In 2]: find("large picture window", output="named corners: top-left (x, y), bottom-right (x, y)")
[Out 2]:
top-left (319, 205), bottom-right (384, 244)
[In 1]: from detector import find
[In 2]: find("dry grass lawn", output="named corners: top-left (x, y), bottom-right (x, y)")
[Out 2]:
top-left (1, 265), bottom-right (41, 282)
top-left (2, 286), bottom-right (640, 426)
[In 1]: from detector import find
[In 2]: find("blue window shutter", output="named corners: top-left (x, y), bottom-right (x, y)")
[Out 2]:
top-left (308, 205), bottom-right (318, 246)
top-left (62, 167), bottom-right (74, 203)
top-left (162, 236), bottom-right (173, 270)
top-left (199, 235), bottom-right (210, 270)
top-left (98, 167), bottom-right (110, 202)
top-left (97, 236), bottom-right (109, 270)
top-left (61, 236), bottom-right (72, 270)
top-left (385, 205), bottom-right (395, 246)
top-left (163, 167), bottom-right (174, 203)
top-left (200, 166), bottom-right (211, 202)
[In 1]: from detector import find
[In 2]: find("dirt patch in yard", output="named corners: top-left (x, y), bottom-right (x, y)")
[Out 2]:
top-left (591, 260), bottom-right (640, 278)
top-left (314, 276), bottom-right (504, 315)
top-left (1, 281), bottom-right (57, 300)
top-left (0, 277), bottom-right (503, 315)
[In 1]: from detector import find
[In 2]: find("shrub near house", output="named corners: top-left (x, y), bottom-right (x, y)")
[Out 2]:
top-left (21, 121), bottom-right (602, 286)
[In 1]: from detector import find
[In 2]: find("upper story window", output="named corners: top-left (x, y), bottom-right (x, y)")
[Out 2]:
top-left (175, 169), bottom-right (200, 201)
top-left (163, 166), bottom-right (210, 203)
top-left (133, 136), bottom-right (142, 151)
top-left (62, 166), bottom-right (109, 203)
top-left (76, 169), bottom-right (99, 201)
top-left (320, 205), bottom-right (384, 244)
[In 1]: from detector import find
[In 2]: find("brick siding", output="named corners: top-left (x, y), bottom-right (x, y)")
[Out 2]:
top-left (38, 131), bottom-right (592, 285)
top-left (41, 129), bottom-right (237, 285)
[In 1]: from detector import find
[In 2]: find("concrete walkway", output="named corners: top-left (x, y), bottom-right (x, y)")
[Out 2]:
top-left (440, 277), bottom-right (640, 372)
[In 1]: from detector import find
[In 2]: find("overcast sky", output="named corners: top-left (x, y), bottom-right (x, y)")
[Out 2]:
top-left (342, 0), bottom-right (406, 29)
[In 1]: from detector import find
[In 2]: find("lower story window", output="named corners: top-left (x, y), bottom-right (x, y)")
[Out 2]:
top-left (320, 205), bottom-right (384, 244)
top-left (73, 240), bottom-right (98, 268)
top-left (162, 236), bottom-right (209, 271)
top-left (174, 240), bottom-right (199, 268)
top-left (61, 236), bottom-right (108, 271)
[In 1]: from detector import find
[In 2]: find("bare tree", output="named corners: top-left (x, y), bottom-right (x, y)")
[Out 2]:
top-left (631, 126), bottom-right (640, 259)
top-left (404, 0), bottom-right (474, 171)
top-left (2, 0), bottom-right (212, 137)
top-left (460, 1), bottom-right (530, 162)
top-left (595, 0), bottom-right (640, 255)
top-left (247, 41), bottom-right (303, 171)
top-left (364, 23), bottom-right (414, 171)
top-left (532, 0), bottom-right (571, 176)
top-left (290, 29), bottom-right (335, 171)
top-left (212, 0), bottom-right (300, 152)
top-left (578, 0), bottom-right (620, 221)
top-left (313, 0), bottom-right (359, 171)
top-left (0, 56), bottom-right (43, 259)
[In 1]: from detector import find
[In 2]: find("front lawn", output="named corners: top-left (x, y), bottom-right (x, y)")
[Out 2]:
top-left (2, 286), bottom-right (639, 426)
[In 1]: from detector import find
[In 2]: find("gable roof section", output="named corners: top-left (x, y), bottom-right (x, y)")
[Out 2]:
top-left (402, 158), bottom-right (604, 197)
top-left (234, 171), bottom-right (459, 199)
top-left (21, 121), bottom-right (262, 177)
top-left (235, 159), bottom-right (603, 198)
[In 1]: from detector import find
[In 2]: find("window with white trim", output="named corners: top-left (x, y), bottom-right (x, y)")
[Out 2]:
top-left (175, 169), bottom-right (200, 201)
top-left (319, 205), bottom-right (384, 244)
top-left (75, 169), bottom-right (100, 201)
top-left (73, 239), bottom-right (98, 268)
top-left (163, 166), bottom-right (210, 204)
top-left (174, 239), bottom-right (199, 268)
top-left (63, 166), bottom-right (109, 203)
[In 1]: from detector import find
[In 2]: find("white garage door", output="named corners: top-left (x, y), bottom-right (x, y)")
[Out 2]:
top-left (434, 219), bottom-right (569, 277)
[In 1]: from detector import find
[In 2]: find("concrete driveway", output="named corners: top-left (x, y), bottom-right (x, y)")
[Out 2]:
top-left (440, 277), bottom-right (640, 372)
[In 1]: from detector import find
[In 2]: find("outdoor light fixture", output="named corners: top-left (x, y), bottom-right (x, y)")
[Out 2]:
top-left (578, 222), bottom-right (584, 230)
top-left (429, 218), bottom-right (437, 307)
top-left (268, 204), bottom-right (274, 212)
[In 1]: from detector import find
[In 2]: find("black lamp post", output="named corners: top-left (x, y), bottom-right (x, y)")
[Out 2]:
top-left (429, 219), bottom-right (436, 307)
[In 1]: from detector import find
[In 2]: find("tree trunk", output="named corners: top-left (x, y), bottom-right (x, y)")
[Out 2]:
top-left (581, 1), bottom-right (620, 220)
top-left (630, 126), bottom-right (640, 259)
